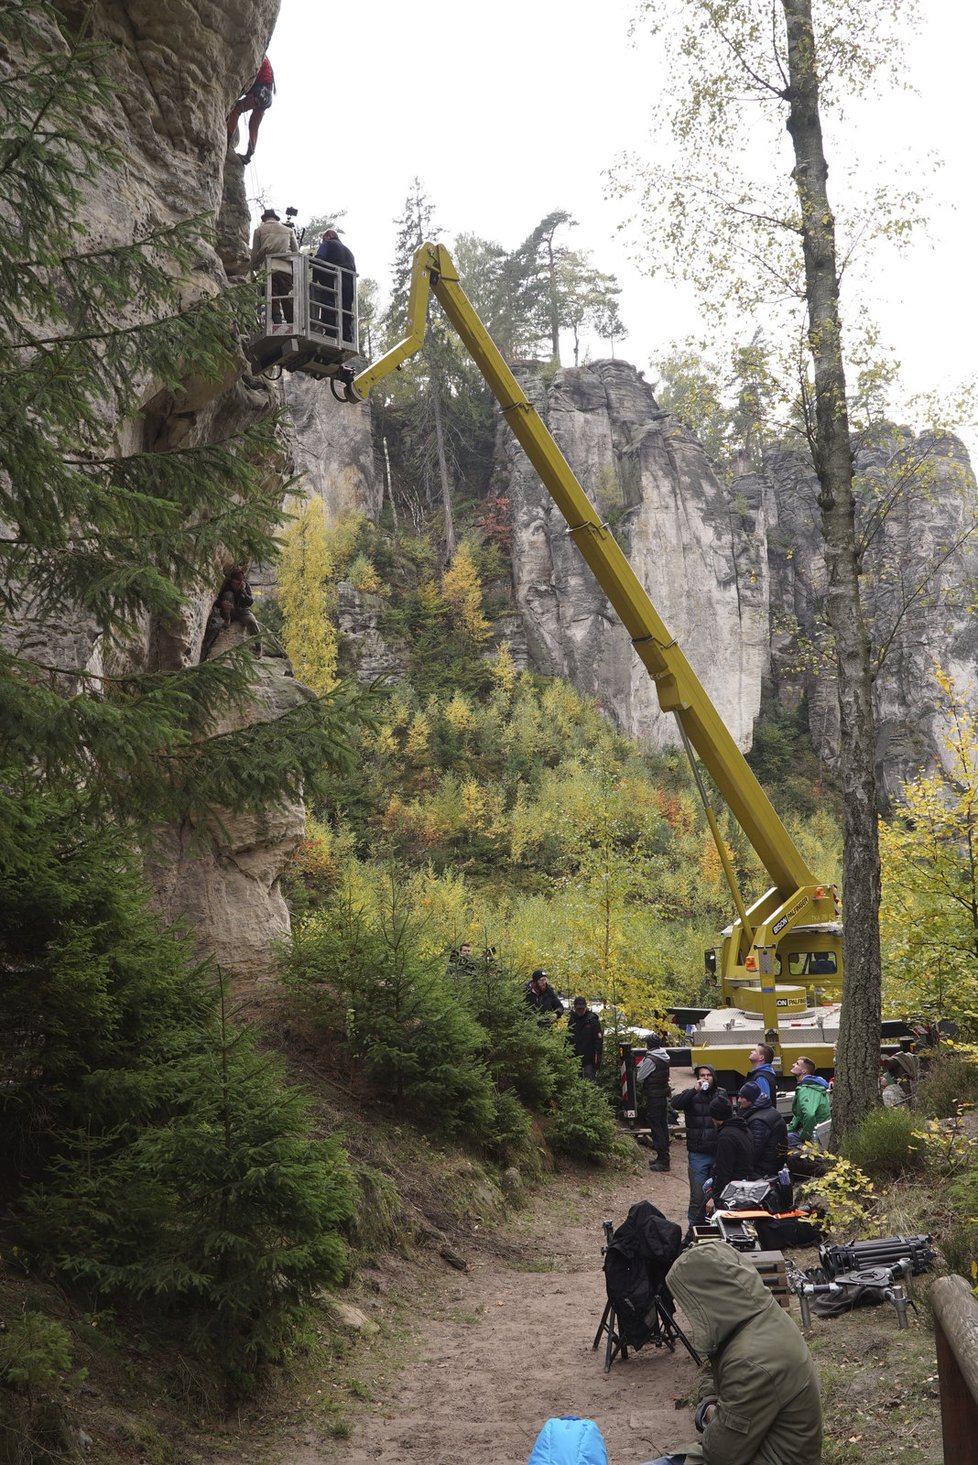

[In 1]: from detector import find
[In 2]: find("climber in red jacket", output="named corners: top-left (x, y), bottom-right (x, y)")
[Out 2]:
top-left (226, 55), bottom-right (274, 164)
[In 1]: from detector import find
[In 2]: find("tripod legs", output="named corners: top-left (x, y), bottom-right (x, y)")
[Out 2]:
top-left (592, 1300), bottom-right (628, 1373)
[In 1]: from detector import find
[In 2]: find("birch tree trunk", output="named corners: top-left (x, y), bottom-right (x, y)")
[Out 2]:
top-left (781, 0), bottom-right (881, 1136)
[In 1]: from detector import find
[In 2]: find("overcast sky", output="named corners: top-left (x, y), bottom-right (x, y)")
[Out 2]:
top-left (243, 0), bottom-right (977, 445)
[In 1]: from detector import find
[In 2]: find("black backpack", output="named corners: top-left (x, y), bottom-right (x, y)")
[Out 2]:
top-left (603, 1201), bottom-right (683, 1347)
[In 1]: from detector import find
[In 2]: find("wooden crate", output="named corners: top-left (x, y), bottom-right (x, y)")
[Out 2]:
top-left (745, 1250), bottom-right (791, 1309)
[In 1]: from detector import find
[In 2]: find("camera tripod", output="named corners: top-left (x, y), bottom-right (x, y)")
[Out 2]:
top-left (592, 1221), bottom-right (701, 1374)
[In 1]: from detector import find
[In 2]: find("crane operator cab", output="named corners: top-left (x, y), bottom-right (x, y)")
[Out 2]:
top-left (246, 253), bottom-right (359, 398)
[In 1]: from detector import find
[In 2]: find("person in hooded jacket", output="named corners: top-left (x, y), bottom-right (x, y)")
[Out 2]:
top-left (736, 1081), bottom-right (788, 1179)
top-left (640, 1240), bottom-right (822, 1465)
top-left (637, 1034), bottom-right (671, 1172)
top-left (786, 1055), bottom-right (832, 1145)
top-left (746, 1042), bottom-right (778, 1105)
top-left (703, 1095), bottom-right (753, 1215)
top-left (670, 1065), bottom-right (726, 1225)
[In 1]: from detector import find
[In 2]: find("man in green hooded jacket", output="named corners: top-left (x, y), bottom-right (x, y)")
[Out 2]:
top-left (642, 1241), bottom-right (822, 1465)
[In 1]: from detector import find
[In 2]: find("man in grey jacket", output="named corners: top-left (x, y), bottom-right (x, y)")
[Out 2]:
top-left (642, 1241), bottom-right (822, 1465)
top-left (250, 208), bottom-right (299, 324)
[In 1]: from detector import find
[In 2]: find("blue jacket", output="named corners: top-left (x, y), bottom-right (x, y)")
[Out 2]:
top-left (750, 1061), bottom-right (778, 1104)
top-left (528, 1418), bottom-right (608, 1465)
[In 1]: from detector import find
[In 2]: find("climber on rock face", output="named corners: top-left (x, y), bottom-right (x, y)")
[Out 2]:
top-left (201, 566), bottom-right (261, 660)
top-left (227, 55), bottom-right (274, 164)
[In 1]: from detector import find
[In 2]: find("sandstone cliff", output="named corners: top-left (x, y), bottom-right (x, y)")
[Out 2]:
top-left (337, 357), bottom-right (969, 799)
top-left (35, 0), bottom-right (312, 981)
top-left (494, 361), bottom-right (977, 795)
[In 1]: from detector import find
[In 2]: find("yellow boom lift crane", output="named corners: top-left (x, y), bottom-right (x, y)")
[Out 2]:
top-left (251, 240), bottom-right (875, 1086)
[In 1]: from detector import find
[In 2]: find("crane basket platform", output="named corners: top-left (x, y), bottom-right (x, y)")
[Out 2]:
top-left (246, 253), bottom-right (359, 383)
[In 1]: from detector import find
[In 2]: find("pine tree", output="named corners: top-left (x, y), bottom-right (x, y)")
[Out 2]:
top-left (0, 2), bottom-right (358, 856)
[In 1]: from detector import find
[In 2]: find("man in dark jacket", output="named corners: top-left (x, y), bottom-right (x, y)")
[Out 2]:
top-left (637, 1034), bottom-right (671, 1173)
top-left (567, 997), bottom-right (603, 1080)
top-left (737, 1081), bottom-right (788, 1180)
top-left (314, 228), bottom-right (357, 342)
top-left (670, 1065), bottom-right (726, 1225)
top-left (523, 968), bottom-right (564, 1023)
top-left (703, 1096), bottom-right (753, 1216)
top-left (644, 1241), bottom-right (822, 1464)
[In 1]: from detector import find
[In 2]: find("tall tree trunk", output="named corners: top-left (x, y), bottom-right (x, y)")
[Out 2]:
top-left (546, 238), bottom-right (561, 363)
top-left (782, 0), bottom-right (881, 1137)
top-left (430, 376), bottom-right (456, 560)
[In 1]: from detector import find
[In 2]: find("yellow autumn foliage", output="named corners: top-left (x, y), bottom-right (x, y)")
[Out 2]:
top-left (278, 497), bottom-right (338, 695)
top-left (441, 542), bottom-right (490, 642)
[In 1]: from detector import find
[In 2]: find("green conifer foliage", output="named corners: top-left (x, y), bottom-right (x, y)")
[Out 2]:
top-left (2, 787), bottom-right (354, 1383)
top-left (0, 2), bottom-right (357, 849)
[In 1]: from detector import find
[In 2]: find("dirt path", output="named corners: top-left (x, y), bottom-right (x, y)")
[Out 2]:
top-left (319, 1139), bottom-right (697, 1465)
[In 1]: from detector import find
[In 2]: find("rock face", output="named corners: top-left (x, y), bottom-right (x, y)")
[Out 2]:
top-left (501, 360), bottom-right (769, 752)
top-left (147, 640), bottom-right (309, 982)
top-left (36, 0), bottom-right (312, 982)
top-left (497, 361), bottom-right (977, 793)
top-left (283, 374), bottom-right (381, 524)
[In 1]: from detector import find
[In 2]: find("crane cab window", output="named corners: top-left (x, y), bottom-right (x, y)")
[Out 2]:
top-left (784, 950), bottom-right (838, 977)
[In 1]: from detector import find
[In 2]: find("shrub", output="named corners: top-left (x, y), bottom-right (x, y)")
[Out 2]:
top-left (917, 1052), bottom-right (978, 1118)
top-left (547, 1072), bottom-right (618, 1161)
top-left (939, 1222), bottom-right (978, 1288)
top-left (842, 1106), bottom-right (924, 1179)
top-left (283, 873), bottom-right (497, 1143)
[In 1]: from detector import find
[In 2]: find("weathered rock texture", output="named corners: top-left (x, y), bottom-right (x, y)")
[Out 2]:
top-left (38, 0), bottom-right (310, 981)
top-left (762, 431), bottom-right (978, 801)
top-left (500, 361), bottom-right (769, 752)
top-left (495, 361), bottom-right (977, 794)
top-left (147, 638), bottom-right (309, 981)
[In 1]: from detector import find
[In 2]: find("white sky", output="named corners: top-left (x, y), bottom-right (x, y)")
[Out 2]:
top-left (245, 0), bottom-right (977, 446)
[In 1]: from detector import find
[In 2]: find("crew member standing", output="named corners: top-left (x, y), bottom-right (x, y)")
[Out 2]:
top-left (250, 208), bottom-right (299, 324)
top-left (567, 997), bottom-right (603, 1081)
top-left (523, 969), bottom-right (564, 1023)
top-left (637, 1033), bottom-right (671, 1173)
top-left (670, 1065), bottom-right (726, 1226)
top-left (314, 228), bottom-right (357, 342)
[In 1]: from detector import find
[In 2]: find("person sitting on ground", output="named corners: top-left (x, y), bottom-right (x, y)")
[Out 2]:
top-left (746, 1041), bottom-right (778, 1105)
top-left (567, 997), bottom-right (603, 1081)
top-left (201, 565), bottom-right (261, 660)
top-left (880, 1051), bottom-right (918, 1107)
top-left (702, 1095), bottom-right (753, 1217)
top-left (637, 1033), bottom-right (672, 1174)
top-left (670, 1065), bottom-right (726, 1226)
top-left (736, 1080), bottom-right (788, 1181)
top-left (786, 1055), bottom-right (832, 1145)
top-left (227, 54), bottom-right (274, 164)
top-left (640, 1240), bottom-right (822, 1465)
top-left (523, 968), bottom-right (564, 1023)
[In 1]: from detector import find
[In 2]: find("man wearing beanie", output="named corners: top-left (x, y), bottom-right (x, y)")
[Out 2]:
top-left (703, 1095), bottom-right (753, 1217)
top-left (670, 1065), bottom-right (726, 1225)
top-left (737, 1081), bottom-right (789, 1179)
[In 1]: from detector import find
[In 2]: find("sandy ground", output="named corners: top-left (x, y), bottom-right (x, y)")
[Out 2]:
top-left (320, 1124), bottom-right (700, 1465)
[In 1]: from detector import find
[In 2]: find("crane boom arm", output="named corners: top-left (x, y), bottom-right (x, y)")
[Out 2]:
top-left (355, 243), bottom-right (819, 909)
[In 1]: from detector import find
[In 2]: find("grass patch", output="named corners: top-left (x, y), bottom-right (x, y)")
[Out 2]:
top-left (842, 1107), bottom-right (925, 1179)
top-left (917, 1053), bottom-right (978, 1118)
